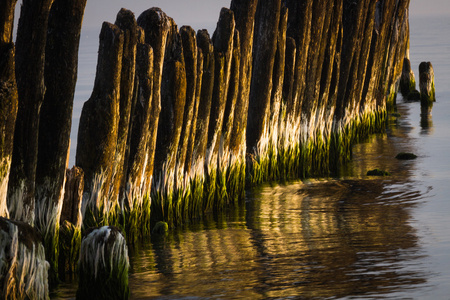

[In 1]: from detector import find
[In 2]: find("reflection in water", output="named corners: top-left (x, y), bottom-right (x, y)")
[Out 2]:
top-left (420, 106), bottom-right (434, 135)
top-left (128, 175), bottom-right (429, 299)
top-left (245, 179), bottom-right (427, 299)
top-left (127, 102), bottom-right (431, 299)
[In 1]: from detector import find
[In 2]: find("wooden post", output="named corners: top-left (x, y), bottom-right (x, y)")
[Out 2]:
top-left (185, 49), bottom-right (204, 174)
top-left (59, 166), bottom-right (84, 279)
top-left (247, 0), bottom-right (281, 153)
top-left (383, 0), bottom-right (410, 108)
top-left (112, 9), bottom-right (138, 205)
top-left (310, 0), bottom-right (343, 175)
top-left (34, 0), bottom-right (86, 283)
top-left (0, 0), bottom-right (18, 219)
top-left (282, 37), bottom-right (297, 120)
top-left (136, 8), bottom-right (172, 188)
top-left (153, 28), bottom-right (187, 186)
top-left (177, 26), bottom-right (198, 177)
top-left (400, 57), bottom-right (416, 97)
top-left (61, 167), bottom-right (84, 227)
top-left (222, 30), bottom-right (241, 156)
top-left (207, 8), bottom-right (235, 170)
top-left (0, 217), bottom-right (50, 299)
top-left (419, 61), bottom-right (436, 110)
top-left (229, 0), bottom-right (258, 155)
top-left (77, 226), bottom-right (129, 300)
top-left (193, 30), bottom-right (215, 172)
top-left (300, 0), bottom-right (332, 137)
top-left (316, 0), bottom-right (343, 139)
top-left (268, 4), bottom-right (287, 157)
top-left (284, 0), bottom-right (313, 126)
top-left (334, 0), bottom-right (371, 126)
top-left (125, 42), bottom-right (154, 204)
top-left (76, 22), bottom-right (124, 225)
top-left (8, 0), bottom-right (55, 225)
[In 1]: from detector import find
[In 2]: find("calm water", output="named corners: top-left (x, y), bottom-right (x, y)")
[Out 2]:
top-left (55, 15), bottom-right (450, 299)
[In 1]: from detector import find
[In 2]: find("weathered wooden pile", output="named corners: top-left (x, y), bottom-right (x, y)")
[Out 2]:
top-left (0, 0), bottom-right (417, 298)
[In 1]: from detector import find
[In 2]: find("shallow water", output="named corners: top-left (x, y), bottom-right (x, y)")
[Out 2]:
top-left (53, 14), bottom-right (450, 300)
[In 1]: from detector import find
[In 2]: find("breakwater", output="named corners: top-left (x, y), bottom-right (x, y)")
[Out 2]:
top-left (1, 0), bottom-right (412, 297)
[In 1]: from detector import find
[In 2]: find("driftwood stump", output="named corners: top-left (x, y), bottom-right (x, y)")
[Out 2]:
top-left (77, 226), bottom-right (129, 300)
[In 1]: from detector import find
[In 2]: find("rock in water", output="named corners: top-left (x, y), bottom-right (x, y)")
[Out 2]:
top-left (77, 226), bottom-right (129, 300)
top-left (0, 217), bottom-right (50, 299)
top-left (395, 152), bottom-right (417, 160)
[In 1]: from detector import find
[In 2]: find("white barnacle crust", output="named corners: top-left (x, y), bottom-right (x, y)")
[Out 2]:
top-left (77, 226), bottom-right (129, 299)
top-left (0, 217), bottom-right (50, 299)
top-left (7, 179), bottom-right (35, 225)
top-left (79, 226), bottom-right (129, 279)
top-left (35, 176), bottom-right (65, 241)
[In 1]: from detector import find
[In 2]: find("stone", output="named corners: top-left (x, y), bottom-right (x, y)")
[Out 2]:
top-left (395, 152), bottom-right (417, 160)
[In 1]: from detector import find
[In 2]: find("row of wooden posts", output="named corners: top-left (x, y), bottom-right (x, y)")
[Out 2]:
top-left (0, 0), bottom-right (435, 298)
